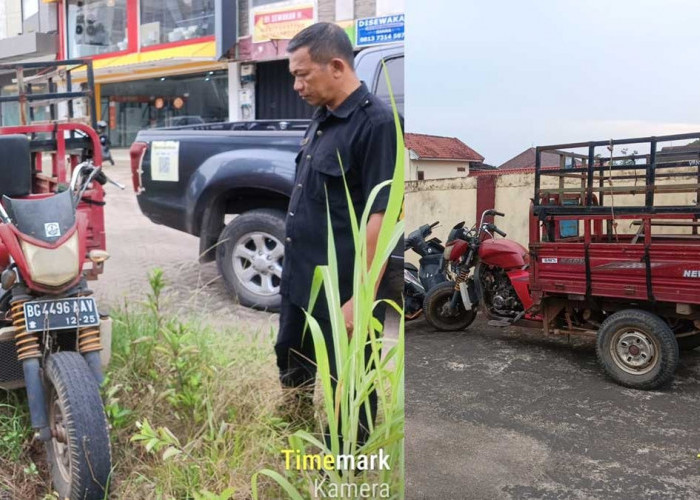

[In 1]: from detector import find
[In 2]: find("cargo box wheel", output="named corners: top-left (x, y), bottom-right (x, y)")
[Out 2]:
top-left (596, 309), bottom-right (679, 390)
top-left (216, 209), bottom-right (286, 311)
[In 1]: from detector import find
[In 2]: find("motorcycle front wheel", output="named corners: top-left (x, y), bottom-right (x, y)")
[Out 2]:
top-left (45, 352), bottom-right (111, 500)
top-left (423, 281), bottom-right (477, 331)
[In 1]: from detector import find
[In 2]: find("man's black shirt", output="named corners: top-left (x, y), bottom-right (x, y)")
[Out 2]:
top-left (280, 82), bottom-right (399, 316)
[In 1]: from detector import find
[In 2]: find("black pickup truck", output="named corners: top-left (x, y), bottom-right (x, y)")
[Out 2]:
top-left (130, 44), bottom-right (403, 310)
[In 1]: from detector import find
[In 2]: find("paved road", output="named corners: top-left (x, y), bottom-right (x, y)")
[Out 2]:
top-left (91, 149), bottom-right (399, 341)
top-left (406, 316), bottom-right (700, 499)
top-left (91, 150), bottom-right (276, 332)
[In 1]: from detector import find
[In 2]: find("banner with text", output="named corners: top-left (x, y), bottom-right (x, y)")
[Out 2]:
top-left (252, 3), bottom-right (316, 43)
top-left (355, 14), bottom-right (405, 47)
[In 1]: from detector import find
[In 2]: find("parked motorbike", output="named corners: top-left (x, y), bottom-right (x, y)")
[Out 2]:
top-left (0, 158), bottom-right (123, 499)
top-left (97, 120), bottom-right (114, 166)
top-left (423, 209), bottom-right (535, 331)
top-left (404, 221), bottom-right (447, 320)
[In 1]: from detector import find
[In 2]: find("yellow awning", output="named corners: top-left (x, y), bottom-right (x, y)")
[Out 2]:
top-left (74, 41), bottom-right (227, 84)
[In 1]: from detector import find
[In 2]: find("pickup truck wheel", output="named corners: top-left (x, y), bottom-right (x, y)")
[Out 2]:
top-left (596, 309), bottom-right (679, 390)
top-left (216, 209), bottom-right (286, 311)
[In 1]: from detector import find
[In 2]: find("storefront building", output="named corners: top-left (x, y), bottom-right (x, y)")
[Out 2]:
top-left (229, 0), bottom-right (404, 121)
top-left (2, 1), bottom-right (402, 139)
top-left (0, 0), bottom-right (60, 125)
top-left (56, 0), bottom-right (232, 146)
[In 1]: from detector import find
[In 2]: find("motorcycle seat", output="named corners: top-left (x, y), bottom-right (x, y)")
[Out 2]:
top-left (0, 135), bottom-right (32, 198)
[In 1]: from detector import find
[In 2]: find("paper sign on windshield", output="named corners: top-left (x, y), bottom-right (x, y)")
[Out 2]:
top-left (151, 141), bottom-right (180, 182)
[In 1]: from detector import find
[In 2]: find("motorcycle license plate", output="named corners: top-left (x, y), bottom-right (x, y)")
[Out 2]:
top-left (23, 297), bottom-right (100, 333)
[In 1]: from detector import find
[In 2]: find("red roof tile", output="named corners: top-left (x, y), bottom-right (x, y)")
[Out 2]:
top-left (405, 133), bottom-right (484, 162)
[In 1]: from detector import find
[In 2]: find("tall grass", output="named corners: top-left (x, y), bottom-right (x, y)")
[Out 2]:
top-left (253, 73), bottom-right (405, 498)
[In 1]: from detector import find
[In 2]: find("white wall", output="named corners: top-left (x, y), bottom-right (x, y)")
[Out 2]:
top-left (228, 62), bottom-right (256, 121)
top-left (409, 158), bottom-right (470, 180)
top-left (336, 0), bottom-right (354, 20)
top-left (1, 0), bottom-right (22, 40)
top-left (404, 177), bottom-right (477, 266)
top-left (376, 0), bottom-right (404, 15)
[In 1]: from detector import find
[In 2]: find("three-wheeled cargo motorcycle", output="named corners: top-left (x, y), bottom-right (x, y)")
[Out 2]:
top-left (0, 59), bottom-right (120, 499)
top-left (425, 132), bottom-right (700, 390)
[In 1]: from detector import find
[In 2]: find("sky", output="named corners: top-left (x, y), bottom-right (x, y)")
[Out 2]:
top-left (405, 0), bottom-right (700, 166)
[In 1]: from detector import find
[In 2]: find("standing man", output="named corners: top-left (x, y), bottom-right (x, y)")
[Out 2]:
top-left (275, 22), bottom-right (400, 438)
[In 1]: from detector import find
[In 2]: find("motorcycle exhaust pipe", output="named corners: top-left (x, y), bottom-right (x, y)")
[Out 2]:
top-left (405, 308), bottom-right (423, 320)
top-left (22, 358), bottom-right (51, 441)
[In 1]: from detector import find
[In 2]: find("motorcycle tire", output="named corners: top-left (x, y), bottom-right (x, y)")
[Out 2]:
top-left (45, 352), bottom-right (111, 500)
top-left (423, 281), bottom-right (477, 331)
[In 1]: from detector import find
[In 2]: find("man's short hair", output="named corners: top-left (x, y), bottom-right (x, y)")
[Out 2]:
top-left (287, 22), bottom-right (355, 68)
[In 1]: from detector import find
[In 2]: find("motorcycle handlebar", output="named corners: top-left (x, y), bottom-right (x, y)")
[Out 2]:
top-left (493, 211), bottom-right (505, 217)
top-left (494, 227), bottom-right (507, 237)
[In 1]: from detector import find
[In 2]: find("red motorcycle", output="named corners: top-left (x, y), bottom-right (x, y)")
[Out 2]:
top-left (0, 136), bottom-right (123, 499)
top-left (423, 209), bottom-right (535, 331)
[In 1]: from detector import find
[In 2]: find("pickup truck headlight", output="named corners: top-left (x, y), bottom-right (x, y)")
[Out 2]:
top-left (20, 233), bottom-right (80, 287)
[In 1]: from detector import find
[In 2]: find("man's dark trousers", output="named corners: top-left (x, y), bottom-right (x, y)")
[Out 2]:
top-left (275, 297), bottom-right (386, 443)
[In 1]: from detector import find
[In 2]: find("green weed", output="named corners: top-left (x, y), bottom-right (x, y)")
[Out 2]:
top-left (253, 68), bottom-right (405, 498)
top-left (107, 269), bottom-right (293, 499)
top-left (0, 392), bottom-right (31, 462)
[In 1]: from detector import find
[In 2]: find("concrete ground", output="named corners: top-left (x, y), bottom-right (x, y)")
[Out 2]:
top-left (90, 149), bottom-right (276, 332)
top-left (91, 148), bottom-right (398, 339)
top-left (406, 316), bottom-right (700, 499)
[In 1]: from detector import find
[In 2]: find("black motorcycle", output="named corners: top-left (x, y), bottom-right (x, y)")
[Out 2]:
top-left (404, 221), bottom-right (447, 320)
top-left (96, 121), bottom-right (114, 166)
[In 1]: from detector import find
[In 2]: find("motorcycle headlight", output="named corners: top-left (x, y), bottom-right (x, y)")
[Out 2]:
top-left (20, 233), bottom-right (80, 287)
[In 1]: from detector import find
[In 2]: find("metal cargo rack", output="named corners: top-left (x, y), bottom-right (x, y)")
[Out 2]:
top-left (0, 59), bottom-right (102, 192)
top-left (533, 132), bottom-right (700, 217)
top-left (0, 60), bottom-right (105, 261)
top-left (0, 59), bottom-right (97, 129)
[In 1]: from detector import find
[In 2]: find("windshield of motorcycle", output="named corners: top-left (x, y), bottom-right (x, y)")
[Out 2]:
top-left (447, 226), bottom-right (465, 244)
top-left (3, 190), bottom-right (76, 244)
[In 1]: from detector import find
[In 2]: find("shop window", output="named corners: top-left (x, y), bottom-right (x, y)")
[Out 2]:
top-left (100, 70), bottom-right (228, 147)
top-left (67, 0), bottom-right (128, 57)
top-left (140, 0), bottom-right (214, 48)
